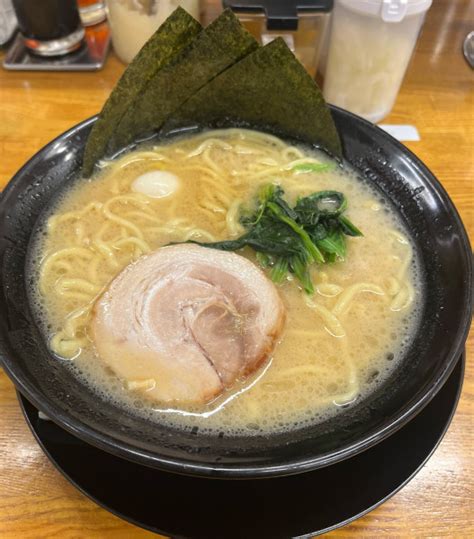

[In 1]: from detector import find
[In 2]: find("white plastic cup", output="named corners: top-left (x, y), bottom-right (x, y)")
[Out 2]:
top-left (323, 0), bottom-right (432, 123)
top-left (106, 0), bottom-right (200, 64)
top-left (0, 0), bottom-right (17, 45)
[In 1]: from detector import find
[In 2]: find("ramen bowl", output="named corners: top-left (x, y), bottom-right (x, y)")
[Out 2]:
top-left (0, 108), bottom-right (471, 478)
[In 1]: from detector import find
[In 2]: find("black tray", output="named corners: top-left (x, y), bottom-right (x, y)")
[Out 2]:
top-left (18, 352), bottom-right (465, 538)
top-left (3, 23), bottom-right (110, 71)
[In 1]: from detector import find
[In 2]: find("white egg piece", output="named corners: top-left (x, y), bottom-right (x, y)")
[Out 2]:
top-left (132, 171), bottom-right (179, 198)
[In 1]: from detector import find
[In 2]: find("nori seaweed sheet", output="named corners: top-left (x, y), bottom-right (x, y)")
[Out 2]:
top-left (82, 7), bottom-right (201, 177)
top-left (163, 37), bottom-right (342, 158)
top-left (109, 9), bottom-right (258, 154)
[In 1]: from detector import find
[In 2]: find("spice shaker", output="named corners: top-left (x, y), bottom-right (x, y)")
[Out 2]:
top-left (223, 0), bottom-right (333, 77)
top-left (323, 0), bottom-right (433, 123)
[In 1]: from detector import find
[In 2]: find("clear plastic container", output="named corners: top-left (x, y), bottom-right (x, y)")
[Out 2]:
top-left (223, 0), bottom-right (333, 78)
top-left (323, 0), bottom-right (432, 123)
top-left (106, 0), bottom-right (200, 64)
top-left (0, 0), bottom-right (17, 46)
top-left (78, 0), bottom-right (107, 27)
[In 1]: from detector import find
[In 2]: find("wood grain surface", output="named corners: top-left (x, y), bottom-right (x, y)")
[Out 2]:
top-left (0, 1), bottom-right (472, 537)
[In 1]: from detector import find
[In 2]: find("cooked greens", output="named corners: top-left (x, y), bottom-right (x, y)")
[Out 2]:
top-left (193, 185), bottom-right (362, 294)
top-left (82, 7), bottom-right (201, 177)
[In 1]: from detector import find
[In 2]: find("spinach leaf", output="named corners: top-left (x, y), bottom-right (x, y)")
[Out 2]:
top-left (339, 214), bottom-right (364, 237)
top-left (193, 184), bottom-right (362, 293)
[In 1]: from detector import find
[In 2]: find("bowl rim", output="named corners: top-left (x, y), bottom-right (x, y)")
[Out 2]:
top-left (0, 108), bottom-right (472, 478)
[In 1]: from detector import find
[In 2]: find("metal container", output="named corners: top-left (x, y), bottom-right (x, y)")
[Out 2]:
top-left (223, 0), bottom-right (333, 77)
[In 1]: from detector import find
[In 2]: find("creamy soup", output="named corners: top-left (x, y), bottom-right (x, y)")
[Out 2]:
top-left (31, 129), bottom-right (422, 435)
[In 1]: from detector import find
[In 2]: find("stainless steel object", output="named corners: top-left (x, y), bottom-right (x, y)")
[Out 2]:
top-left (463, 31), bottom-right (474, 69)
top-left (223, 0), bottom-right (333, 78)
top-left (3, 23), bottom-right (110, 71)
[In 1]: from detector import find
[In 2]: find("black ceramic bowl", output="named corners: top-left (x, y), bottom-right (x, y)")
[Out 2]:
top-left (0, 108), bottom-right (471, 478)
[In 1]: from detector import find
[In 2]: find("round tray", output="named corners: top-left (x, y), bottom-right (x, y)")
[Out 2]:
top-left (18, 352), bottom-right (464, 538)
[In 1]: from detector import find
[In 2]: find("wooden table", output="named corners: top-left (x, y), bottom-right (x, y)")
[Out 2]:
top-left (0, 1), bottom-right (472, 537)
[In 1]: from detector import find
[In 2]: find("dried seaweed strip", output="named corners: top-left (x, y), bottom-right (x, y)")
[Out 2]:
top-left (82, 7), bottom-right (201, 176)
top-left (164, 38), bottom-right (342, 158)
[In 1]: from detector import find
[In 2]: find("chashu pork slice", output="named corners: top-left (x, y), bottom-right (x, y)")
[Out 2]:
top-left (91, 244), bottom-right (285, 404)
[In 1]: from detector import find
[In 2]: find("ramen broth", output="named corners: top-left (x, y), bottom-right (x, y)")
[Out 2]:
top-left (32, 129), bottom-right (422, 435)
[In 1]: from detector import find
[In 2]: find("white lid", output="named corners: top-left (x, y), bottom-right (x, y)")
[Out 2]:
top-left (338, 0), bottom-right (432, 22)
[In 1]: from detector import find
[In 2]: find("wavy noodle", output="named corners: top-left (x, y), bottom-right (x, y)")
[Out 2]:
top-left (115, 151), bottom-right (166, 168)
top-left (38, 127), bottom-right (416, 437)
top-left (55, 290), bottom-right (93, 302)
top-left (226, 199), bottom-right (244, 237)
top-left (113, 236), bottom-right (151, 254)
top-left (256, 157), bottom-right (281, 167)
top-left (389, 229), bottom-right (415, 311)
top-left (92, 235), bottom-right (119, 270)
top-left (94, 221), bottom-right (116, 242)
top-left (202, 147), bottom-right (226, 175)
top-left (332, 283), bottom-right (385, 317)
top-left (391, 281), bottom-right (415, 311)
top-left (56, 278), bottom-right (100, 295)
top-left (318, 271), bottom-right (329, 283)
top-left (286, 157), bottom-right (325, 170)
top-left (246, 165), bottom-right (287, 180)
top-left (183, 228), bottom-right (217, 242)
top-left (168, 217), bottom-right (190, 226)
top-left (73, 223), bottom-right (86, 244)
top-left (269, 327), bottom-right (358, 406)
top-left (49, 301), bottom-right (97, 357)
top-left (40, 248), bottom-right (95, 291)
top-left (146, 225), bottom-right (188, 236)
top-left (186, 138), bottom-right (233, 157)
top-left (102, 202), bottom-right (145, 238)
top-left (304, 296), bottom-right (346, 338)
top-left (245, 157), bottom-right (324, 180)
top-left (385, 276), bottom-right (401, 296)
top-left (51, 333), bottom-right (88, 358)
top-left (179, 165), bottom-right (221, 179)
top-left (316, 283), bottom-right (343, 297)
top-left (87, 256), bottom-right (102, 283)
top-left (126, 379), bottom-right (156, 391)
top-left (233, 145), bottom-right (274, 157)
top-left (53, 260), bottom-right (73, 273)
top-left (396, 250), bottom-right (412, 281)
top-left (47, 202), bottom-right (103, 230)
top-left (282, 146), bottom-right (305, 160)
top-left (121, 211), bottom-right (163, 225)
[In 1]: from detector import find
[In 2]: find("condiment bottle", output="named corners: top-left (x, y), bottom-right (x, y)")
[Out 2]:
top-left (0, 0), bottom-right (17, 46)
top-left (106, 0), bottom-right (200, 64)
top-left (323, 0), bottom-right (432, 123)
top-left (223, 0), bottom-right (334, 78)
